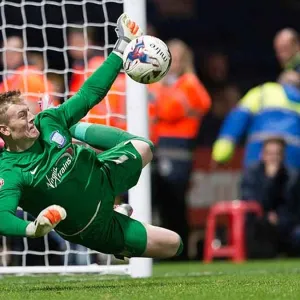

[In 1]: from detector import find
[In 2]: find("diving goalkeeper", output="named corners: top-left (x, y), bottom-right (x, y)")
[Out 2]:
top-left (0, 13), bottom-right (183, 259)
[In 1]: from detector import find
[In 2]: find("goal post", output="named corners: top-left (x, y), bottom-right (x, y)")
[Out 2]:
top-left (124, 0), bottom-right (153, 278)
top-left (0, 0), bottom-right (152, 278)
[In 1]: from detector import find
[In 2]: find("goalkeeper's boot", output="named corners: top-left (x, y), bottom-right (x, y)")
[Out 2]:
top-left (114, 203), bottom-right (133, 217)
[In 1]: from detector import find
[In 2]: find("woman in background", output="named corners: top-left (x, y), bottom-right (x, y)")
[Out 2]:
top-left (150, 39), bottom-right (211, 260)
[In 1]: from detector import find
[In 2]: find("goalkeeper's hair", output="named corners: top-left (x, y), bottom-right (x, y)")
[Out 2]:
top-left (0, 90), bottom-right (22, 122)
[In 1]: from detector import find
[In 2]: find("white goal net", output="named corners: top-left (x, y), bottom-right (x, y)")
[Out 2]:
top-left (0, 0), bottom-right (151, 277)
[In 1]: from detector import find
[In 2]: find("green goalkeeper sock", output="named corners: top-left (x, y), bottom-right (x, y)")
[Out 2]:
top-left (70, 123), bottom-right (154, 152)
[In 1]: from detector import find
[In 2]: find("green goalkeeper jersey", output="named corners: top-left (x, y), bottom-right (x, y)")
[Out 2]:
top-left (0, 53), bottom-right (123, 237)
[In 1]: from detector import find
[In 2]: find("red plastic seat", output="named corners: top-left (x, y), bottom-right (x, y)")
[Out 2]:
top-left (204, 200), bottom-right (263, 263)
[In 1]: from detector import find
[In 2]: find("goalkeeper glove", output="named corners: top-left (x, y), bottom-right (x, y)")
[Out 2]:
top-left (113, 12), bottom-right (143, 57)
top-left (25, 205), bottom-right (67, 238)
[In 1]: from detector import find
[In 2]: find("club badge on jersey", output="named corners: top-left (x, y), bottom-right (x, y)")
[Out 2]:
top-left (50, 131), bottom-right (66, 148)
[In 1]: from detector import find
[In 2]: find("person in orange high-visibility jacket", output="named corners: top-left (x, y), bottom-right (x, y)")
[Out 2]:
top-left (150, 39), bottom-right (211, 260)
top-left (69, 55), bottom-right (106, 96)
top-left (0, 65), bottom-right (55, 114)
top-left (0, 36), bottom-right (56, 114)
top-left (108, 73), bottom-right (127, 130)
top-left (0, 65), bottom-right (57, 148)
top-left (82, 74), bottom-right (126, 130)
top-left (0, 36), bottom-right (57, 149)
top-left (68, 26), bottom-right (126, 129)
top-left (75, 58), bottom-right (126, 130)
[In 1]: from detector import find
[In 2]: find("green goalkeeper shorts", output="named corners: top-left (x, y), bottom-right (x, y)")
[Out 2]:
top-left (75, 211), bottom-right (148, 257)
top-left (61, 140), bottom-right (147, 256)
top-left (98, 140), bottom-right (143, 196)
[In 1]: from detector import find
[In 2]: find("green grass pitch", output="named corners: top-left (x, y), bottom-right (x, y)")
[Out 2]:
top-left (1, 260), bottom-right (300, 300)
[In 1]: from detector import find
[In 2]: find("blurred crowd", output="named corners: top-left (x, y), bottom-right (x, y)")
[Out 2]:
top-left (2, 0), bottom-right (300, 265)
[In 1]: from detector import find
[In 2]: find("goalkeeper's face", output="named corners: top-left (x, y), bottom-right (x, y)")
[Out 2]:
top-left (2, 102), bottom-right (40, 142)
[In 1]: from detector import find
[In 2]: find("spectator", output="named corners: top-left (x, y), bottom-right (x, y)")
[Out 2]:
top-left (201, 52), bottom-right (230, 90)
top-left (27, 51), bottom-right (45, 72)
top-left (0, 35), bottom-right (54, 114)
top-left (274, 28), bottom-right (300, 72)
top-left (150, 39), bottom-right (211, 259)
top-left (0, 36), bottom-right (55, 148)
top-left (68, 26), bottom-right (126, 129)
top-left (240, 137), bottom-right (300, 257)
top-left (47, 72), bottom-right (65, 103)
top-left (68, 26), bottom-right (104, 95)
top-left (26, 52), bottom-right (62, 105)
top-left (212, 70), bottom-right (300, 169)
top-left (197, 52), bottom-right (240, 146)
top-left (197, 86), bottom-right (240, 146)
top-left (1, 36), bottom-right (23, 71)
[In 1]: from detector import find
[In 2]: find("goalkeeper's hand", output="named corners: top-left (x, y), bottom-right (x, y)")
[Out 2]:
top-left (25, 205), bottom-right (67, 238)
top-left (113, 12), bottom-right (143, 57)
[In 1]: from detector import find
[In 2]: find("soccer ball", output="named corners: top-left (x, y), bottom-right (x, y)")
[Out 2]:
top-left (123, 35), bottom-right (172, 84)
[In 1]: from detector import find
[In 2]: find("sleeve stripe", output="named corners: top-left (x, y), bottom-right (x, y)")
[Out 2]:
top-left (73, 123), bottom-right (92, 141)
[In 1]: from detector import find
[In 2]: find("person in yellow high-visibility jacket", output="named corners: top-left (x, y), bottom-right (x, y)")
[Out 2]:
top-left (212, 71), bottom-right (300, 168)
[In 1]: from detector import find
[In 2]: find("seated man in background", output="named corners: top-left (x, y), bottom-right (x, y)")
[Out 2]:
top-left (240, 137), bottom-right (300, 258)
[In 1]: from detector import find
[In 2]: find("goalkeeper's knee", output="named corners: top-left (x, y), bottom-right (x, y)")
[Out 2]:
top-left (131, 136), bottom-right (154, 153)
top-left (112, 128), bottom-right (154, 154)
top-left (130, 138), bottom-right (154, 167)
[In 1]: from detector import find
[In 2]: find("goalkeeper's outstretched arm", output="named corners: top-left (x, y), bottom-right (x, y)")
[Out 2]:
top-left (58, 13), bottom-right (143, 128)
top-left (0, 171), bottom-right (30, 236)
top-left (0, 199), bottom-right (66, 238)
top-left (0, 170), bottom-right (66, 238)
top-left (0, 205), bottom-right (66, 238)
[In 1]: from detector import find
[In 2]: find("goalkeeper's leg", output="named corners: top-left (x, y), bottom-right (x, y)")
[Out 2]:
top-left (143, 224), bottom-right (183, 258)
top-left (113, 211), bottom-right (183, 259)
top-left (70, 123), bottom-right (183, 258)
top-left (113, 204), bottom-right (182, 258)
top-left (64, 209), bottom-right (183, 259)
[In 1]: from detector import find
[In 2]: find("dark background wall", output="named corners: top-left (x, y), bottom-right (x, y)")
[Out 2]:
top-left (1, 0), bottom-right (300, 93)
